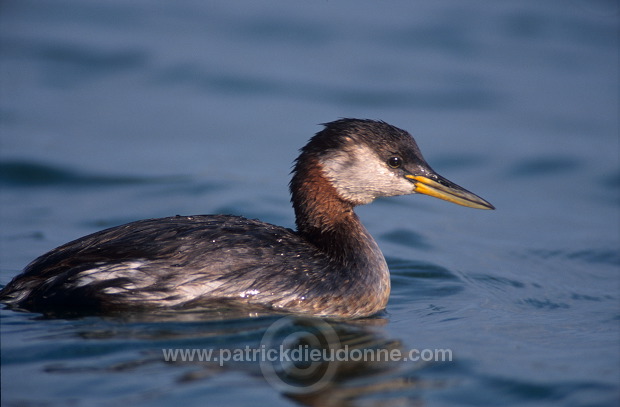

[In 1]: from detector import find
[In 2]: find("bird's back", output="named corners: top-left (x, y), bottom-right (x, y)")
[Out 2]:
top-left (0, 215), bottom-right (340, 314)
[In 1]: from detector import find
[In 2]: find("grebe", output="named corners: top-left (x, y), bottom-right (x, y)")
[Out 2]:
top-left (0, 119), bottom-right (493, 318)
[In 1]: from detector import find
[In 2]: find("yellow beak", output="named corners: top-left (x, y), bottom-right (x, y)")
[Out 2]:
top-left (405, 174), bottom-right (494, 210)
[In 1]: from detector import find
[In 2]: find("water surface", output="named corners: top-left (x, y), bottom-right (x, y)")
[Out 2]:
top-left (1, 1), bottom-right (618, 406)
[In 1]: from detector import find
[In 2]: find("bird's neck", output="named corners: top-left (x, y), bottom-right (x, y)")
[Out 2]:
top-left (290, 157), bottom-right (386, 272)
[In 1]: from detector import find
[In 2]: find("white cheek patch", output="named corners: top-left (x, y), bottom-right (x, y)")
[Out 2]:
top-left (319, 144), bottom-right (414, 205)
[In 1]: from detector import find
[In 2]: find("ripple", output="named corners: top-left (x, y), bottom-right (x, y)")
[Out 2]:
top-left (520, 298), bottom-right (570, 310)
top-left (0, 160), bottom-right (172, 188)
top-left (4, 38), bottom-right (148, 88)
top-left (389, 259), bottom-right (463, 302)
top-left (389, 258), bottom-right (457, 280)
top-left (469, 273), bottom-right (526, 290)
top-left (601, 169), bottom-right (620, 189)
top-left (6, 313), bottom-right (428, 407)
top-left (152, 64), bottom-right (500, 109)
top-left (471, 375), bottom-right (618, 406)
top-left (505, 156), bottom-right (582, 178)
top-left (569, 293), bottom-right (607, 302)
top-left (382, 229), bottom-right (433, 250)
top-left (529, 248), bottom-right (620, 267)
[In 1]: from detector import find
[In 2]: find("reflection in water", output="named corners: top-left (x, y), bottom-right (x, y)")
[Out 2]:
top-left (40, 308), bottom-right (446, 406)
top-left (268, 318), bottom-right (439, 407)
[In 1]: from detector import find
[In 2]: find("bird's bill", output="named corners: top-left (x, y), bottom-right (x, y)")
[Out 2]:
top-left (405, 174), bottom-right (495, 210)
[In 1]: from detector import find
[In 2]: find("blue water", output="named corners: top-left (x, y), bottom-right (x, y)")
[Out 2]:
top-left (1, 0), bottom-right (618, 406)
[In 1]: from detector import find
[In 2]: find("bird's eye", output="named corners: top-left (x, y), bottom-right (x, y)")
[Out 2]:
top-left (387, 156), bottom-right (402, 169)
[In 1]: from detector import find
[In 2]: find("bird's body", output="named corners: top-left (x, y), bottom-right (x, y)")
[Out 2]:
top-left (4, 215), bottom-right (388, 317)
top-left (0, 119), bottom-right (493, 318)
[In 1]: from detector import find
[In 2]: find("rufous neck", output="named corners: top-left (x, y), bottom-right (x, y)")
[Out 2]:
top-left (290, 157), bottom-right (375, 267)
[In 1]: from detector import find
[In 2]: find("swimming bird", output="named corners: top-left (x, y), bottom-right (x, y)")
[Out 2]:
top-left (0, 119), bottom-right (494, 318)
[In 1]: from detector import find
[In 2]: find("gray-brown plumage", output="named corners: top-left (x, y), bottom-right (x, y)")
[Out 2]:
top-left (0, 119), bottom-right (493, 317)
